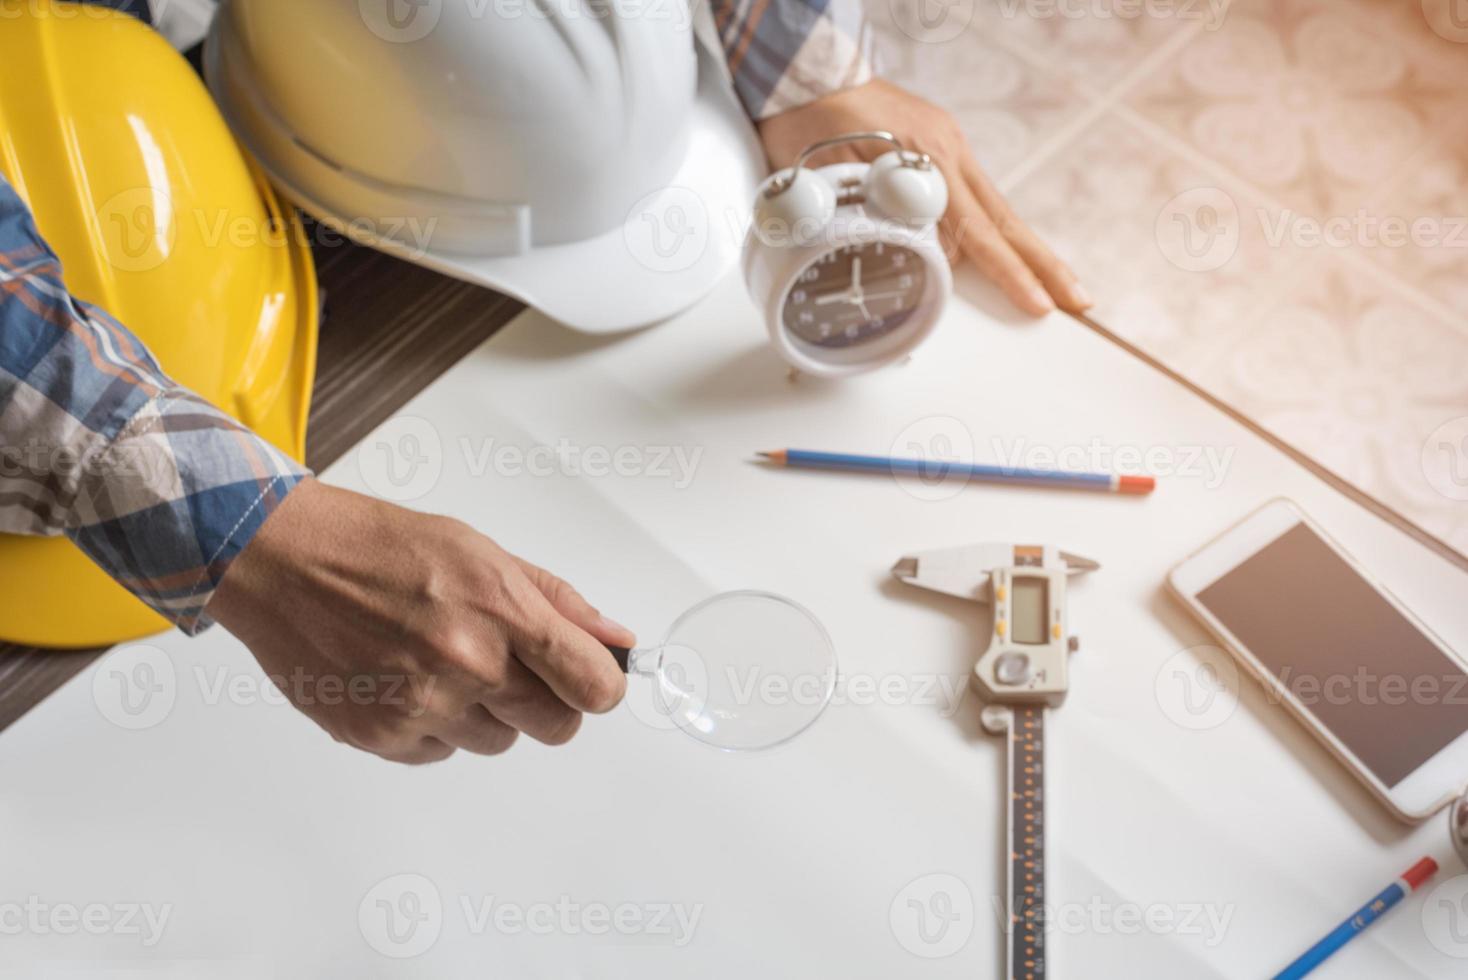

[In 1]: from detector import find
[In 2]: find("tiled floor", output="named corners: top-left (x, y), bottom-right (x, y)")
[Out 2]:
top-left (872, 0), bottom-right (1468, 556)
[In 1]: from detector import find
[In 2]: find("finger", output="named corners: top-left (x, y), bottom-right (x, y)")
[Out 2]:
top-left (960, 155), bottom-right (1091, 312)
top-left (843, 135), bottom-right (1052, 314)
top-left (375, 735), bottom-right (456, 767)
top-left (433, 703), bottom-right (521, 756)
top-left (939, 171), bottom-right (1054, 316)
top-left (505, 584), bottom-right (627, 714)
top-left (513, 558), bottom-right (635, 649)
top-left (482, 656), bottom-right (585, 745)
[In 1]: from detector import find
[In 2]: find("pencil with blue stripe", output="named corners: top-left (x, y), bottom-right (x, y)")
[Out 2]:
top-left (1272, 856), bottom-right (1438, 980)
top-left (756, 449), bottom-right (1155, 495)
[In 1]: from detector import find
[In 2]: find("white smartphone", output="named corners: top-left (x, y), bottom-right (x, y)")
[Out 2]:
top-left (1169, 498), bottom-right (1468, 823)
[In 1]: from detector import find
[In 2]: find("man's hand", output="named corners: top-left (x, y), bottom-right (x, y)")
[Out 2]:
top-left (757, 79), bottom-right (1091, 317)
top-left (209, 478), bottom-right (634, 765)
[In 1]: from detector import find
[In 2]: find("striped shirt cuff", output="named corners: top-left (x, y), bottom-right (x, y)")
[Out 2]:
top-left (717, 0), bottom-right (876, 120)
top-left (65, 387), bottom-right (308, 635)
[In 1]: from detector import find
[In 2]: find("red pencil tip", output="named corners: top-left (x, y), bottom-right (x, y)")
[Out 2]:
top-left (1403, 857), bottom-right (1438, 891)
top-left (1117, 474), bottom-right (1156, 495)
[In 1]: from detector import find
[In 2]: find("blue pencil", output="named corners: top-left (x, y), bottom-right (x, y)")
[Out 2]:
top-left (1272, 857), bottom-right (1438, 980)
top-left (756, 448), bottom-right (1155, 494)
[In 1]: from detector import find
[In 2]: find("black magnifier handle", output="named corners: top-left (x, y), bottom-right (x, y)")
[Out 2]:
top-left (606, 645), bottom-right (632, 673)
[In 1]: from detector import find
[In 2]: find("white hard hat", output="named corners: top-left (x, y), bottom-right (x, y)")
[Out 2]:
top-left (205, 0), bottom-right (764, 332)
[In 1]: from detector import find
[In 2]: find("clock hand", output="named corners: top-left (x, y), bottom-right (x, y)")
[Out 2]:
top-left (852, 256), bottom-right (863, 292)
top-left (815, 290), bottom-right (857, 306)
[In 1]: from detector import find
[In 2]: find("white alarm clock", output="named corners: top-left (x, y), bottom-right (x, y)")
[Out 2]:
top-left (743, 131), bottom-right (952, 378)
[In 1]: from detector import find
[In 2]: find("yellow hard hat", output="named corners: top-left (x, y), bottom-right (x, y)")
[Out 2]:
top-left (0, 0), bottom-right (318, 648)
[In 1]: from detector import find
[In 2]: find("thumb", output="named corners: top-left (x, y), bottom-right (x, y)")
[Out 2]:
top-left (513, 558), bottom-right (637, 649)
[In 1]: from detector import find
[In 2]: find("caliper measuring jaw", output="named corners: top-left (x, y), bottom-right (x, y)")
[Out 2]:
top-left (892, 543), bottom-right (1098, 980)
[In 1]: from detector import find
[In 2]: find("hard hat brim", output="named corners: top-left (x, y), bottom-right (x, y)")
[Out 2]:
top-left (208, 36), bottom-right (766, 334)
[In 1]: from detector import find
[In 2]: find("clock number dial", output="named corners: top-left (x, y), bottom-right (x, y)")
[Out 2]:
top-left (782, 242), bottom-right (927, 349)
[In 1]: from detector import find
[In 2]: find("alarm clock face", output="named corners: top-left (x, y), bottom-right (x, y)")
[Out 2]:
top-left (782, 242), bottom-right (928, 349)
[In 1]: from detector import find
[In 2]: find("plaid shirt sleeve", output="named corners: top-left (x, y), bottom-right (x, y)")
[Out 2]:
top-left (711, 0), bottom-right (875, 121)
top-left (0, 174), bottom-right (308, 635)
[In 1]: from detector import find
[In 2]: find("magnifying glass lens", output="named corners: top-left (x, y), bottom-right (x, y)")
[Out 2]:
top-left (630, 591), bottom-right (836, 751)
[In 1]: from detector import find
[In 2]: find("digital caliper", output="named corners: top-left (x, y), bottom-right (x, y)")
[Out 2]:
top-left (893, 543), bottom-right (1098, 980)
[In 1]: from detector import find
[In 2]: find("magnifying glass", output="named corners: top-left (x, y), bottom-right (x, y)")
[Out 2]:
top-left (607, 591), bottom-right (837, 751)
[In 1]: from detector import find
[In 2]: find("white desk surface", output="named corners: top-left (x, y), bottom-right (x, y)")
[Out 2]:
top-left (4, 275), bottom-right (1467, 979)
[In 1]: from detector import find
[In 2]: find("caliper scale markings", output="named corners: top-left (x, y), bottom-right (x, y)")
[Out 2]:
top-left (1011, 705), bottom-right (1046, 980)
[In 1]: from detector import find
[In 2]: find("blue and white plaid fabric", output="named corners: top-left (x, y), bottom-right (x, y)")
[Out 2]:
top-left (0, 175), bottom-right (307, 634)
top-left (714, 0), bottom-right (875, 119)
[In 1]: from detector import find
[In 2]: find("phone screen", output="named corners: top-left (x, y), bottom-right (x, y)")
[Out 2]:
top-left (1197, 522), bottom-right (1468, 787)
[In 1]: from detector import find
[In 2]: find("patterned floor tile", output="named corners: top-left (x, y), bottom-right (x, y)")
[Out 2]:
top-left (1205, 252), bottom-right (1468, 552)
top-left (968, 0), bottom-right (1219, 92)
top-left (1126, 0), bottom-right (1464, 221)
top-left (1362, 117), bottom-right (1468, 323)
top-left (1003, 110), bottom-right (1308, 377)
top-left (868, 1), bottom-right (1097, 183)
